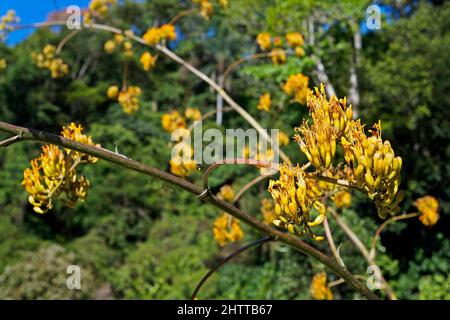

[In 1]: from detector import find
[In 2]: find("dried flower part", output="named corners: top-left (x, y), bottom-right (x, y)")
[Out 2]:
top-left (0, 10), bottom-right (19, 41)
top-left (256, 32), bottom-right (271, 51)
top-left (32, 45), bottom-right (69, 79)
top-left (217, 185), bottom-right (234, 202)
top-left (140, 51), bottom-right (157, 71)
top-left (22, 124), bottom-right (98, 214)
top-left (310, 272), bottom-right (333, 300)
top-left (184, 107), bottom-right (202, 121)
top-left (213, 212), bottom-right (244, 246)
top-left (261, 198), bottom-right (277, 225)
top-left (162, 110), bottom-right (187, 133)
top-left (257, 93), bottom-right (271, 112)
top-left (342, 120), bottom-right (403, 218)
top-left (415, 196), bottom-right (439, 227)
top-left (268, 163), bottom-right (330, 240)
top-left (332, 191), bottom-right (352, 208)
top-left (286, 32), bottom-right (304, 47)
top-left (143, 24), bottom-right (177, 46)
top-left (117, 86), bottom-right (142, 114)
top-left (270, 48), bottom-right (286, 65)
top-left (283, 73), bottom-right (309, 104)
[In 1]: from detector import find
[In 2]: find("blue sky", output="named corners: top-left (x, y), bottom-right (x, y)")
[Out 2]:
top-left (1, 0), bottom-right (89, 45)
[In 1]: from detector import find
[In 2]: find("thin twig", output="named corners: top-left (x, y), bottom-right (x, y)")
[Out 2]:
top-left (191, 236), bottom-right (272, 299)
top-left (232, 174), bottom-right (272, 204)
top-left (0, 133), bottom-right (22, 148)
top-left (323, 216), bottom-right (342, 266)
top-left (168, 8), bottom-right (196, 25)
top-left (56, 29), bottom-right (81, 54)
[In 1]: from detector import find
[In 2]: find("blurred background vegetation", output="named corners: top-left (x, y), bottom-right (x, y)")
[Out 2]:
top-left (0, 0), bottom-right (448, 299)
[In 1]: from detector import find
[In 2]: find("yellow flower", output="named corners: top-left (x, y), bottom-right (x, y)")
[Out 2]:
top-left (184, 107), bottom-right (202, 121)
top-left (273, 36), bottom-right (283, 47)
top-left (286, 32), bottom-right (304, 47)
top-left (257, 93), bottom-right (271, 112)
top-left (310, 272), bottom-right (333, 300)
top-left (278, 131), bottom-right (290, 146)
top-left (107, 85), bottom-right (119, 99)
top-left (160, 24), bottom-right (177, 41)
top-left (88, 0), bottom-right (116, 19)
top-left (213, 212), bottom-right (244, 246)
top-left (415, 196), bottom-right (439, 227)
top-left (104, 40), bottom-right (116, 53)
top-left (218, 185), bottom-right (234, 202)
top-left (143, 27), bottom-right (161, 45)
top-left (219, 0), bottom-right (229, 8)
top-left (140, 51), bottom-right (157, 71)
top-left (61, 122), bottom-right (99, 163)
top-left (332, 191), bottom-right (352, 208)
top-left (200, 1), bottom-right (214, 20)
top-left (261, 198), bottom-right (277, 225)
top-left (0, 10), bottom-right (19, 40)
top-left (270, 48), bottom-right (286, 65)
top-left (295, 46), bottom-right (305, 57)
top-left (256, 32), bottom-right (271, 51)
top-left (0, 58), bottom-right (6, 70)
top-left (161, 110), bottom-right (187, 133)
top-left (282, 73), bottom-right (309, 104)
top-left (118, 86), bottom-right (141, 114)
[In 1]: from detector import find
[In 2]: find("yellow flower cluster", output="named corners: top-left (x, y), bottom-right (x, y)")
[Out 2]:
top-left (217, 185), bottom-right (234, 202)
top-left (143, 24), bottom-right (177, 46)
top-left (310, 272), bottom-right (333, 300)
top-left (107, 85), bottom-right (142, 114)
top-left (283, 73), bottom-right (309, 104)
top-left (332, 191), bottom-right (352, 208)
top-left (104, 34), bottom-right (133, 56)
top-left (192, 0), bottom-right (227, 20)
top-left (342, 120), bottom-right (403, 218)
top-left (84, 0), bottom-right (116, 24)
top-left (140, 51), bottom-right (157, 71)
top-left (415, 196), bottom-right (439, 227)
top-left (161, 107), bottom-right (202, 133)
top-left (0, 58), bottom-right (6, 70)
top-left (213, 212), bottom-right (244, 246)
top-left (257, 93), bottom-right (271, 112)
top-left (268, 164), bottom-right (330, 240)
top-left (256, 31), bottom-right (306, 64)
top-left (270, 48), bottom-right (286, 65)
top-left (32, 45), bottom-right (69, 79)
top-left (292, 83), bottom-right (403, 219)
top-left (261, 198), bottom-right (277, 225)
top-left (0, 10), bottom-right (19, 41)
top-left (160, 108), bottom-right (201, 177)
top-left (286, 32), bottom-right (305, 57)
top-left (22, 123), bottom-right (98, 214)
